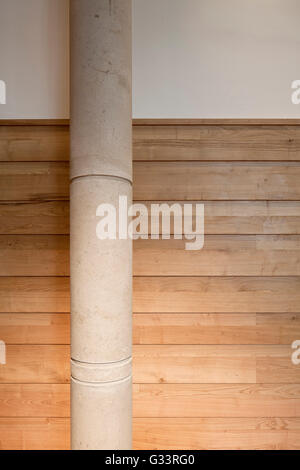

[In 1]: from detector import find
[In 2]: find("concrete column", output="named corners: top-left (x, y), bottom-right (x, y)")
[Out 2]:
top-left (70, 0), bottom-right (132, 450)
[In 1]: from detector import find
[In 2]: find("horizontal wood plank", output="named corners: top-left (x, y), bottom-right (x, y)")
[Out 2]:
top-left (1, 276), bottom-right (299, 314)
top-left (0, 384), bottom-right (70, 417)
top-left (0, 417), bottom-right (299, 450)
top-left (0, 418), bottom-right (69, 450)
top-left (2, 235), bottom-right (300, 277)
top-left (0, 314), bottom-right (69, 344)
top-left (0, 277), bottom-right (70, 313)
top-left (133, 313), bottom-right (300, 345)
top-left (0, 346), bottom-right (70, 383)
top-left (3, 124), bottom-right (299, 163)
top-left (133, 345), bottom-right (298, 384)
top-left (133, 417), bottom-right (300, 450)
top-left (0, 162), bottom-right (69, 202)
top-left (1, 313), bottom-right (298, 346)
top-left (0, 384), bottom-right (299, 418)
top-left (201, 201), bottom-right (300, 234)
top-left (2, 162), bottom-right (300, 202)
top-left (0, 202), bottom-right (69, 235)
top-left (133, 384), bottom-right (300, 418)
top-left (133, 277), bottom-right (300, 313)
top-left (132, 119), bottom-right (300, 126)
top-left (140, 200), bottom-right (300, 235)
top-left (133, 125), bottom-right (300, 161)
top-left (0, 235), bottom-right (69, 276)
top-left (1, 201), bottom-right (299, 235)
top-left (0, 345), bottom-right (297, 384)
top-left (134, 162), bottom-right (300, 200)
top-left (134, 236), bottom-right (300, 276)
top-left (0, 126), bottom-right (69, 162)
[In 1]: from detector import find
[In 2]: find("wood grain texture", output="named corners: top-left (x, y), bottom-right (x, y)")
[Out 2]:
top-left (3, 124), bottom-right (299, 163)
top-left (2, 161), bottom-right (300, 202)
top-left (0, 345), bottom-right (70, 383)
top-left (140, 201), bottom-right (300, 235)
top-left (0, 235), bottom-right (69, 276)
top-left (0, 417), bottom-right (299, 450)
top-left (1, 312), bottom-right (298, 346)
top-left (133, 125), bottom-right (300, 161)
top-left (133, 384), bottom-right (300, 418)
top-left (0, 162), bottom-right (69, 202)
top-left (0, 384), bottom-right (298, 418)
top-left (1, 276), bottom-right (299, 314)
top-left (0, 126), bottom-right (69, 162)
top-left (134, 236), bottom-right (300, 276)
top-left (133, 162), bottom-right (300, 200)
top-left (133, 345), bottom-right (298, 384)
top-left (0, 314), bottom-right (69, 344)
top-left (0, 202), bottom-right (69, 235)
top-left (132, 119), bottom-right (300, 126)
top-left (2, 235), bottom-right (300, 277)
top-left (133, 417), bottom-right (300, 450)
top-left (0, 384), bottom-right (70, 417)
top-left (1, 121), bottom-right (300, 450)
top-left (133, 277), bottom-right (300, 313)
top-left (133, 313), bottom-right (300, 345)
top-left (1, 201), bottom-right (299, 235)
top-left (0, 277), bottom-right (70, 313)
top-left (0, 418), bottom-right (70, 450)
top-left (0, 345), bottom-right (297, 385)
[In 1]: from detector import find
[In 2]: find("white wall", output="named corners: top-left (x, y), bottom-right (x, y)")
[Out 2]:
top-left (0, 0), bottom-right (69, 119)
top-left (133, 0), bottom-right (300, 118)
top-left (0, 0), bottom-right (299, 119)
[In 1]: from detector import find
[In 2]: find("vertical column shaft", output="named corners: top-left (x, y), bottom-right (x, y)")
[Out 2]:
top-left (70, 0), bottom-right (132, 450)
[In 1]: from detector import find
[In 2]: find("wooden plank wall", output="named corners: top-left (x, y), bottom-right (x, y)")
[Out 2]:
top-left (0, 120), bottom-right (300, 449)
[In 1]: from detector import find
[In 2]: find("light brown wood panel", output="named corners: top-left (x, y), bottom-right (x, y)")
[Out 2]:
top-left (133, 276), bottom-right (300, 313)
top-left (0, 417), bottom-right (299, 450)
top-left (0, 201), bottom-right (69, 235)
top-left (0, 126), bottom-right (69, 162)
top-left (133, 417), bottom-right (300, 450)
top-left (2, 161), bottom-right (300, 202)
top-left (0, 383), bottom-right (298, 418)
top-left (0, 345), bottom-right (70, 384)
top-left (133, 119), bottom-right (300, 125)
top-left (1, 201), bottom-right (299, 235)
top-left (0, 384), bottom-right (70, 417)
top-left (0, 314), bottom-right (69, 344)
top-left (133, 125), bottom-right (300, 161)
top-left (133, 313), bottom-right (300, 345)
top-left (256, 358), bottom-right (300, 384)
top-left (0, 418), bottom-right (70, 450)
top-left (2, 312), bottom-right (298, 346)
top-left (3, 235), bottom-right (300, 277)
top-left (134, 236), bottom-right (300, 276)
top-left (0, 121), bottom-right (299, 450)
top-left (133, 345), bottom-right (298, 384)
top-left (0, 162), bottom-right (69, 201)
top-left (140, 201), bottom-right (300, 235)
top-left (133, 162), bottom-right (300, 200)
top-left (0, 235), bottom-right (69, 276)
top-left (133, 384), bottom-right (300, 418)
top-left (0, 277), bottom-right (70, 313)
top-left (0, 345), bottom-right (296, 385)
top-left (1, 276), bottom-right (299, 314)
top-left (4, 124), bottom-right (299, 163)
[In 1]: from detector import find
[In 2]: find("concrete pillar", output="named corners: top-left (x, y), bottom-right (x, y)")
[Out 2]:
top-left (70, 0), bottom-right (132, 450)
